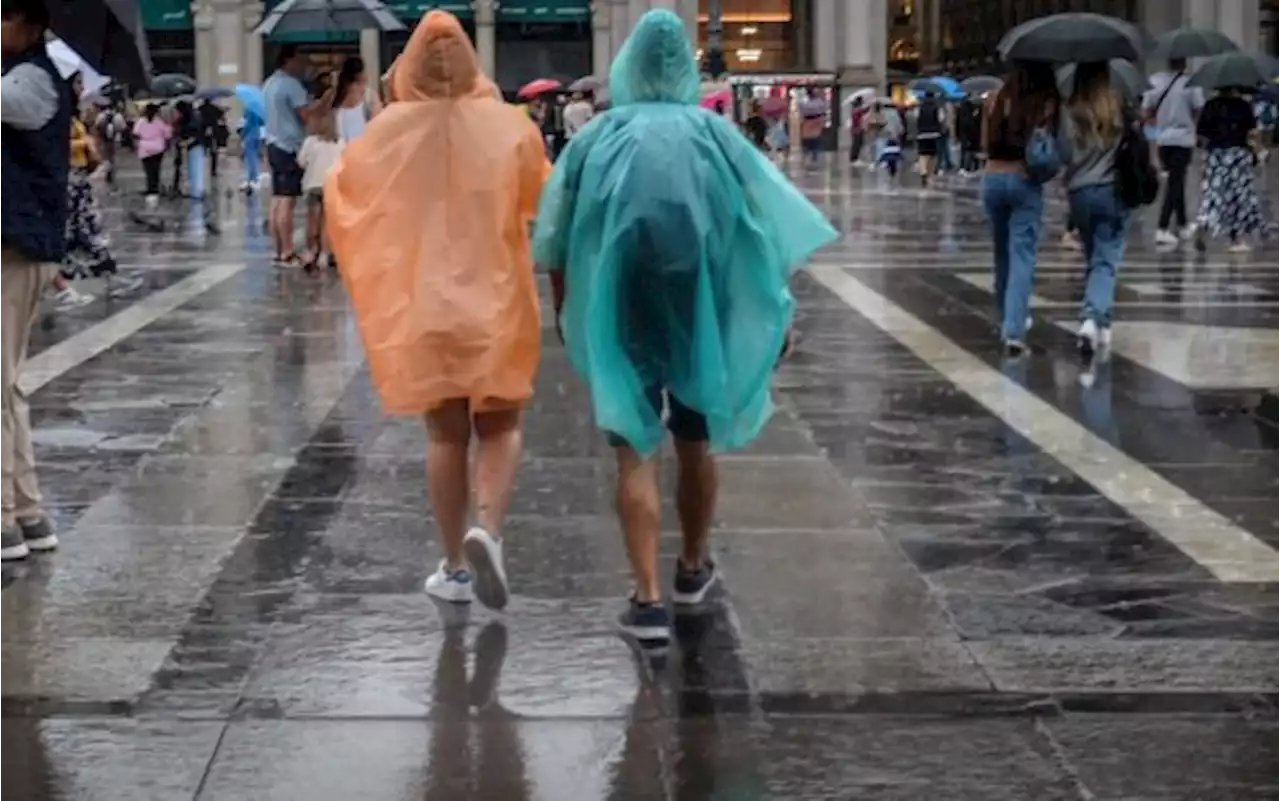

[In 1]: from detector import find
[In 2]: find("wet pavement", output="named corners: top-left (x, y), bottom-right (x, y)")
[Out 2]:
top-left (2, 158), bottom-right (1276, 800)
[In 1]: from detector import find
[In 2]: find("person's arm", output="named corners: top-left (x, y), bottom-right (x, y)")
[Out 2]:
top-left (1, 64), bottom-right (60, 131)
top-left (296, 76), bottom-right (338, 124)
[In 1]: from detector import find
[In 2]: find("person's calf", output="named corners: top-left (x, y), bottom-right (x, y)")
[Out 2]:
top-left (673, 438), bottom-right (716, 568)
top-left (615, 446), bottom-right (662, 603)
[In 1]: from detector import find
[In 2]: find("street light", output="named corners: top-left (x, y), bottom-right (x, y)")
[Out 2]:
top-left (704, 0), bottom-right (725, 77)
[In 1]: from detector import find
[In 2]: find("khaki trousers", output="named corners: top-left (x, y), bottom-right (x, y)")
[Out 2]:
top-left (2, 250), bottom-right (54, 529)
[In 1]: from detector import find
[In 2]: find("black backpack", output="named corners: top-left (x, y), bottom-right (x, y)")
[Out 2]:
top-left (1114, 110), bottom-right (1158, 208)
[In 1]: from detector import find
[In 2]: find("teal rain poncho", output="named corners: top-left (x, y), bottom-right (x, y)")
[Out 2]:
top-left (532, 9), bottom-right (837, 457)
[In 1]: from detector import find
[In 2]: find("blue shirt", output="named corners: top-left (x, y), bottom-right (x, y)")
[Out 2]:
top-left (262, 69), bottom-right (309, 153)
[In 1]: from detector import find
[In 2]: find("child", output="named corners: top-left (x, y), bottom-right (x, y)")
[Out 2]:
top-left (296, 110), bottom-right (344, 270)
top-left (532, 9), bottom-right (836, 649)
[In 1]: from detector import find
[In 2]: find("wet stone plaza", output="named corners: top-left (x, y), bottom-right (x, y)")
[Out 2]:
top-left (2, 160), bottom-right (1277, 800)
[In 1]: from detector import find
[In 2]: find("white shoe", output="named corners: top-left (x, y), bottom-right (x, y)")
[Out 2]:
top-left (54, 287), bottom-right (94, 310)
top-left (1025, 316), bottom-right (1034, 334)
top-left (423, 559), bottom-right (474, 604)
top-left (144, 194), bottom-right (159, 210)
top-left (1154, 229), bottom-right (1178, 247)
top-left (1227, 241), bottom-right (1253, 254)
top-left (463, 527), bottom-right (509, 611)
top-left (1078, 318), bottom-right (1100, 355)
top-left (107, 273), bottom-right (145, 299)
top-left (1179, 224), bottom-right (1197, 240)
top-left (1098, 326), bottom-right (1112, 349)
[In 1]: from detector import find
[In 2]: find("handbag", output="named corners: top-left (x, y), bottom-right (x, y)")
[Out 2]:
top-left (1024, 126), bottom-right (1062, 183)
top-left (1115, 111), bottom-right (1159, 208)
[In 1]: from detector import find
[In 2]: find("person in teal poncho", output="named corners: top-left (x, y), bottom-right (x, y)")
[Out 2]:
top-left (532, 9), bottom-right (837, 647)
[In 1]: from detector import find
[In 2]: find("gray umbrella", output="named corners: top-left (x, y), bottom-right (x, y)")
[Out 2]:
top-left (998, 13), bottom-right (1145, 63)
top-left (1056, 59), bottom-right (1146, 101)
top-left (1188, 52), bottom-right (1280, 91)
top-left (569, 76), bottom-right (604, 93)
top-left (1150, 28), bottom-right (1239, 61)
top-left (959, 75), bottom-right (1003, 95)
top-left (254, 0), bottom-right (405, 36)
top-left (150, 73), bottom-right (198, 98)
top-left (45, 0), bottom-right (152, 88)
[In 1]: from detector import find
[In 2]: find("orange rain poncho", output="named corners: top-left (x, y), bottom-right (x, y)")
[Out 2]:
top-left (324, 11), bottom-right (550, 415)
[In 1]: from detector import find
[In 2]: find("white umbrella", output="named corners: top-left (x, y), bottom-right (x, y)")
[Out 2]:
top-left (842, 87), bottom-right (876, 106)
top-left (46, 38), bottom-right (111, 98)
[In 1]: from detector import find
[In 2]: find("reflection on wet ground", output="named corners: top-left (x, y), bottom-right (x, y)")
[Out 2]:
top-left (2, 160), bottom-right (1276, 800)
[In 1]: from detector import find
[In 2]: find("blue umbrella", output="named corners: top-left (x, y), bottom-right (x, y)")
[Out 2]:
top-left (195, 86), bottom-right (235, 101)
top-left (909, 75), bottom-right (965, 100)
top-left (235, 83), bottom-right (266, 120)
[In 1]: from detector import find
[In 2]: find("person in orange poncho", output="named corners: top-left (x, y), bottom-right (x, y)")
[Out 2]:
top-left (324, 10), bottom-right (549, 611)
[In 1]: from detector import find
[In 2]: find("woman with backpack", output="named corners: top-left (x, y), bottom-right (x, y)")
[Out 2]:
top-left (1059, 61), bottom-right (1129, 357)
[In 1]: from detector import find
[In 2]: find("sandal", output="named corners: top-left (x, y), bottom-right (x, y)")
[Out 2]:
top-left (273, 252), bottom-right (303, 268)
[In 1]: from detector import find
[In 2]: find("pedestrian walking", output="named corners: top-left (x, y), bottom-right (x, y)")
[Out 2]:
top-left (1060, 61), bottom-right (1130, 356)
top-left (1194, 87), bottom-right (1265, 254)
top-left (1, 0), bottom-right (68, 561)
top-left (325, 10), bottom-right (549, 611)
top-left (980, 61), bottom-right (1060, 357)
top-left (332, 55), bottom-right (381, 143)
top-left (1143, 59), bottom-right (1204, 247)
top-left (532, 9), bottom-right (836, 649)
top-left (133, 103), bottom-right (171, 207)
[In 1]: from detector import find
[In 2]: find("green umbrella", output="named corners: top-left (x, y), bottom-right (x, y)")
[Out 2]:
top-left (997, 13), bottom-right (1146, 63)
top-left (1056, 60), bottom-right (1146, 101)
top-left (1150, 28), bottom-right (1238, 61)
top-left (1188, 52), bottom-right (1280, 91)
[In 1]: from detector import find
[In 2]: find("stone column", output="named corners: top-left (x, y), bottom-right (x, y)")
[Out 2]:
top-left (359, 29), bottom-right (381, 75)
top-left (837, 0), bottom-right (885, 88)
top-left (610, 0), bottom-right (632, 56)
top-left (812, 0), bottom-right (837, 71)
top-left (474, 0), bottom-right (496, 76)
top-left (591, 1), bottom-right (612, 76)
top-left (676, 0), bottom-right (698, 44)
top-left (193, 0), bottom-right (217, 87)
top-left (243, 0), bottom-right (264, 85)
top-left (194, 0), bottom-right (256, 86)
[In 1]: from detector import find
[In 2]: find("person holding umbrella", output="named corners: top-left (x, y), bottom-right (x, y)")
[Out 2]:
top-left (1, 0), bottom-right (70, 560)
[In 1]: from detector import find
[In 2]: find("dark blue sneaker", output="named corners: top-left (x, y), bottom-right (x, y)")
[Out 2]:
top-left (672, 558), bottom-right (719, 605)
top-left (618, 597), bottom-right (671, 645)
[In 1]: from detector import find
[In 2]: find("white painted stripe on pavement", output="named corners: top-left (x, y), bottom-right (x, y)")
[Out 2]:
top-left (809, 265), bottom-right (1278, 583)
top-left (21, 261), bottom-right (250, 394)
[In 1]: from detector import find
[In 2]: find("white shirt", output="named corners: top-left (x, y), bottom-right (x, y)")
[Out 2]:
top-left (562, 100), bottom-right (594, 138)
top-left (335, 102), bottom-right (367, 143)
top-left (297, 135), bottom-right (345, 193)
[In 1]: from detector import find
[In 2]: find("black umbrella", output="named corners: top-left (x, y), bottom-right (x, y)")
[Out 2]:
top-left (1150, 28), bottom-right (1239, 61)
top-left (253, 0), bottom-right (405, 36)
top-left (997, 13), bottom-right (1145, 63)
top-left (959, 75), bottom-right (1003, 95)
top-left (150, 73), bottom-right (198, 99)
top-left (43, 0), bottom-right (151, 88)
top-left (1188, 52), bottom-right (1280, 91)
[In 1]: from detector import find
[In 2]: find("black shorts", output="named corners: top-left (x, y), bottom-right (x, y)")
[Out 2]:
top-left (606, 387), bottom-right (708, 449)
top-left (916, 136), bottom-right (939, 156)
top-left (267, 144), bottom-right (304, 197)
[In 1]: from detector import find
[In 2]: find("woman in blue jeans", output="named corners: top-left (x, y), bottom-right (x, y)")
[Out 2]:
top-left (1059, 62), bottom-right (1127, 356)
top-left (980, 62), bottom-right (1059, 356)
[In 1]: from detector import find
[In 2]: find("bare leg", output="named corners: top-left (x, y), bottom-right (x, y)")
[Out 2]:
top-left (472, 407), bottom-right (522, 535)
top-left (304, 199), bottom-right (322, 262)
top-left (425, 399), bottom-right (472, 568)
top-left (673, 438), bottom-right (717, 568)
top-left (615, 444), bottom-right (662, 603)
top-left (275, 197), bottom-right (297, 257)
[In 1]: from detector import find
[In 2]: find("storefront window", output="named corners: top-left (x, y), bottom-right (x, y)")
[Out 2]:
top-left (698, 0), bottom-right (795, 72)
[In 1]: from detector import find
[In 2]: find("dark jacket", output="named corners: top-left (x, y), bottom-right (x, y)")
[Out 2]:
top-left (1, 46), bottom-right (73, 262)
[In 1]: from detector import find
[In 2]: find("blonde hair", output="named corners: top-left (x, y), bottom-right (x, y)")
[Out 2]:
top-left (309, 109), bottom-right (339, 142)
top-left (1069, 65), bottom-right (1122, 146)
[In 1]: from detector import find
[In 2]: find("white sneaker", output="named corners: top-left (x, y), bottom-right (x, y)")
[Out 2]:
top-left (1025, 316), bottom-right (1034, 334)
top-left (54, 287), bottom-right (94, 310)
top-left (144, 194), bottom-right (159, 210)
top-left (463, 527), bottom-right (509, 611)
top-left (1179, 224), bottom-right (1197, 240)
top-left (1154, 229), bottom-right (1178, 247)
top-left (1078, 318), bottom-right (1100, 355)
top-left (107, 273), bottom-right (145, 299)
top-left (1227, 241), bottom-right (1253, 254)
top-left (423, 559), bottom-right (473, 604)
top-left (1098, 326), bottom-right (1112, 349)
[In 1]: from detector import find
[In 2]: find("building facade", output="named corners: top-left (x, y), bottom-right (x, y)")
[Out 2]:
top-left (156, 0), bottom-right (1269, 95)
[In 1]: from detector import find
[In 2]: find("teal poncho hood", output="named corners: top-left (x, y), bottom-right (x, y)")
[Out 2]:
top-left (533, 9), bottom-right (837, 456)
top-left (607, 9), bottom-right (700, 107)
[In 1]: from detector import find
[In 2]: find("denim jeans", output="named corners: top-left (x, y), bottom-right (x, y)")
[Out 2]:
top-left (981, 171), bottom-right (1045, 341)
top-left (187, 144), bottom-right (205, 199)
top-left (243, 138), bottom-right (260, 184)
top-left (1068, 183), bottom-right (1130, 327)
